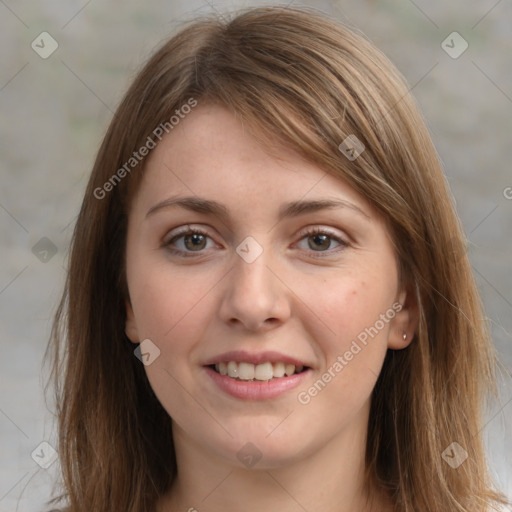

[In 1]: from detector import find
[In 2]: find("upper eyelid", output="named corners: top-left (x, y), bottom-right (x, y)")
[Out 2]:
top-left (164, 224), bottom-right (347, 240)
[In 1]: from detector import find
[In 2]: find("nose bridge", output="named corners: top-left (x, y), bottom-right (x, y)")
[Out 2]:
top-left (235, 239), bottom-right (272, 291)
top-left (218, 235), bottom-right (290, 331)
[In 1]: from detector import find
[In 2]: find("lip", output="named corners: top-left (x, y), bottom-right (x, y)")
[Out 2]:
top-left (204, 365), bottom-right (311, 400)
top-left (202, 350), bottom-right (309, 367)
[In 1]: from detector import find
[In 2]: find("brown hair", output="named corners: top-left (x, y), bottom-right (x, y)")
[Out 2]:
top-left (45, 6), bottom-right (509, 512)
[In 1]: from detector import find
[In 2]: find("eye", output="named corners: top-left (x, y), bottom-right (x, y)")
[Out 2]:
top-left (163, 226), bottom-right (217, 256)
top-left (295, 227), bottom-right (348, 256)
top-left (163, 225), bottom-right (349, 258)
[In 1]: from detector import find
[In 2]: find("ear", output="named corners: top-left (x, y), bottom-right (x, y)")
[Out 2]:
top-left (125, 299), bottom-right (140, 344)
top-left (388, 281), bottom-right (419, 350)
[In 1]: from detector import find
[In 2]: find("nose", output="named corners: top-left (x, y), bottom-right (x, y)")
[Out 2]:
top-left (217, 243), bottom-right (291, 333)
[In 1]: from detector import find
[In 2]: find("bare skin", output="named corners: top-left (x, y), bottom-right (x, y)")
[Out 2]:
top-left (124, 104), bottom-right (417, 512)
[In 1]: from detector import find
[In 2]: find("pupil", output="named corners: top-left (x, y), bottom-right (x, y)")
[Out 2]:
top-left (186, 234), bottom-right (206, 251)
top-left (310, 234), bottom-right (330, 251)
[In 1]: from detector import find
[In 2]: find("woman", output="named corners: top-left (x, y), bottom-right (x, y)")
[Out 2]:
top-left (45, 6), bottom-right (510, 512)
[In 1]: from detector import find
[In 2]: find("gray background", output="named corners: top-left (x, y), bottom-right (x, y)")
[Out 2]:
top-left (0, 0), bottom-right (511, 510)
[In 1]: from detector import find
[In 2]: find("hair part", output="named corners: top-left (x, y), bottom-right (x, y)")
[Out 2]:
top-left (45, 6), bottom-right (509, 512)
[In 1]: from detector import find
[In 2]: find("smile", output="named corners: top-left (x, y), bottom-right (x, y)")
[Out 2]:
top-left (204, 364), bottom-right (311, 400)
top-left (212, 361), bottom-right (306, 381)
top-left (202, 350), bottom-right (312, 399)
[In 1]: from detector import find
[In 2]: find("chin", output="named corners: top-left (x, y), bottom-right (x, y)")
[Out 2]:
top-left (204, 422), bottom-right (311, 469)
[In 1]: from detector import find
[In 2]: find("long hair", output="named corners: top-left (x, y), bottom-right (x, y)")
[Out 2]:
top-left (45, 6), bottom-right (509, 512)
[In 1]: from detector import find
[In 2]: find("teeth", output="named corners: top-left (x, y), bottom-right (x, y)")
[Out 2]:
top-left (273, 362), bottom-right (286, 378)
top-left (254, 362), bottom-right (273, 380)
top-left (213, 361), bottom-right (305, 381)
top-left (285, 364), bottom-right (295, 376)
top-left (238, 362), bottom-right (255, 380)
top-left (227, 361), bottom-right (238, 378)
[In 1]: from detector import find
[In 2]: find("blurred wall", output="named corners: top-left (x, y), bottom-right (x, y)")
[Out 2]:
top-left (1, 1), bottom-right (510, 510)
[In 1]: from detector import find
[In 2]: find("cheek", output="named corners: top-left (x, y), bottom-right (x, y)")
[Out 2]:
top-left (128, 264), bottom-right (219, 419)
top-left (303, 273), bottom-right (395, 350)
top-left (295, 272), bottom-right (396, 410)
top-left (293, 278), bottom-right (392, 422)
top-left (128, 259), bottom-right (217, 343)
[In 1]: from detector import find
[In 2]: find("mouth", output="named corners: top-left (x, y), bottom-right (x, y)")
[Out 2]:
top-left (202, 350), bottom-right (312, 399)
top-left (208, 361), bottom-right (310, 381)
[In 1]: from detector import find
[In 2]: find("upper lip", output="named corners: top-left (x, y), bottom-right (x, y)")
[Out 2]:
top-left (203, 350), bottom-right (310, 368)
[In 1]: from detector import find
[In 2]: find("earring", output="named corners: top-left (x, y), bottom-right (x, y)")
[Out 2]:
top-left (403, 332), bottom-right (407, 341)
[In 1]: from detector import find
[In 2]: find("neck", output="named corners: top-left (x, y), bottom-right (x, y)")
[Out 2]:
top-left (157, 403), bottom-right (392, 512)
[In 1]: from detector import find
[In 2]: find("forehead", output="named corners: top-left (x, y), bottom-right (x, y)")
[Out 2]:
top-left (130, 103), bottom-right (377, 221)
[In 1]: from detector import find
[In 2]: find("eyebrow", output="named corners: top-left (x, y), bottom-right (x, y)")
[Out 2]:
top-left (145, 196), bottom-right (370, 222)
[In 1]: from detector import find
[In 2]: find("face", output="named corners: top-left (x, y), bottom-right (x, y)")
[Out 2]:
top-left (124, 103), bottom-right (415, 469)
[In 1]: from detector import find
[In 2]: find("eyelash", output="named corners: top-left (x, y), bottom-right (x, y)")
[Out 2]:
top-left (163, 226), bottom-right (349, 259)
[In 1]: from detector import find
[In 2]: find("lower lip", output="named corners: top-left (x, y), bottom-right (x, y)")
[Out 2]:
top-left (204, 366), bottom-right (310, 400)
